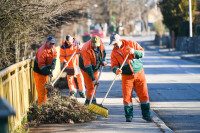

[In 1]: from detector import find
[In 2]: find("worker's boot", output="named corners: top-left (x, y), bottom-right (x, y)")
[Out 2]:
top-left (141, 103), bottom-right (152, 122)
top-left (69, 91), bottom-right (77, 99)
top-left (124, 105), bottom-right (133, 122)
top-left (79, 91), bottom-right (86, 98)
top-left (84, 98), bottom-right (96, 105)
top-left (92, 98), bottom-right (96, 104)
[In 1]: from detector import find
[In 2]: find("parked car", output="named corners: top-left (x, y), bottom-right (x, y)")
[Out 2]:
top-left (82, 33), bottom-right (90, 42)
top-left (90, 30), bottom-right (105, 38)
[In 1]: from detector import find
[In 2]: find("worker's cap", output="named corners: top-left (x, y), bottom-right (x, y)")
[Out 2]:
top-left (91, 36), bottom-right (100, 47)
top-left (47, 37), bottom-right (56, 44)
top-left (109, 33), bottom-right (120, 45)
top-left (66, 35), bottom-right (73, 41)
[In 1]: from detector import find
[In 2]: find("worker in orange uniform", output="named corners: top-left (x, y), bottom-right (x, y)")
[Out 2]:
top-left (110, 33), bottom-right (152, 122)
top-left (33, 37), bottom-right (57, 105)
top-left (79, 36), bottom-right (107, 105)
top-left (60, 35), bottom-right (86, 98)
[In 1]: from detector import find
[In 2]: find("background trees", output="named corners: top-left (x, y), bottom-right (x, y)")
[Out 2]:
top-left (0, 0), bottom-right (87, 70)
top-left (159, 0), bottom-right (197, 36)
top-left (87, 0), bottom-right (151, 34)
top-left (0, 0), bottom-right (155, 70)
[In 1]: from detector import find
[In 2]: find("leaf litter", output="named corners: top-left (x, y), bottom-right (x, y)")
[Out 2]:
top-left (27, 87), bottom-right (97, 127)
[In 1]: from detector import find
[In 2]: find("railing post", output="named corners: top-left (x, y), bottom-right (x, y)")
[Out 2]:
top-left (0, 77), bottom-right (3, 97)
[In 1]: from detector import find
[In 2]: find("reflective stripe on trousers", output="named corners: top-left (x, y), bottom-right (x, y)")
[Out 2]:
top-left (67, 73), bottom-right (86, 92)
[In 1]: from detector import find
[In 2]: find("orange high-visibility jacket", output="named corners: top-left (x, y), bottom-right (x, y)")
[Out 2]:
top-left (79, 40), bottom-right (105, 70)
top-left (111, 39), bottom-right (144, 75)
top-left (33, 43), bottom-right (57, 75)
top-left (59, 41), bottom-right (79, 68)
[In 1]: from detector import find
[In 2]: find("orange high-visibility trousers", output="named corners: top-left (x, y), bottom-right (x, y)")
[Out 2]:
top-left (33, 72), bottom-right (49, 105)
top-left (67, 75), bottom-right (76, 92)
top-left (76, 73), bottom-right (85, 92)
top-left (121, 69), bottom-right (149, 105)
top-left (67, 73), bottom-right (85, 93)
top-left (80, 69), bottom-right (98, 98)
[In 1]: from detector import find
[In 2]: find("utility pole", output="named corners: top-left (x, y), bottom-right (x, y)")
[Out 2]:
top-left (189, 0), bottom-right (193, 37)
top-left (155, 0), bottom-right (157, 22)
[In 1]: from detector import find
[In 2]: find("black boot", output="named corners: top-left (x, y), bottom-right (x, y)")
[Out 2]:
top-left (141, 103), bottom-right (153, 122)
top-left (84, 99), bottom-right (90, 105)
top-left (84, 98), bottom-right (96, 105)
top-left (124, 105), bottom-right (133, 122)
top-left (79, 91), bottom-right (86, 98)
top-left (69, 91), bottom-right (77, 99)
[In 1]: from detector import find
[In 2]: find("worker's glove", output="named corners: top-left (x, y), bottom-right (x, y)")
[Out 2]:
top-left (63, 60), bottom-right (68, 66)
top-left (101, 61), bottom-right (107, 67)
top-left (51, 65), bottom-right (55, 70)
top-left (78, 45), bottom-right (82, 51)
top-left (126, 47), bottom-right (135, 54)
top-left (49, 73), bottom-right (53, 78)
top-left (92, 80), bottom-right (99, 86)
top-left (116, 69), bottom-right (122, 75)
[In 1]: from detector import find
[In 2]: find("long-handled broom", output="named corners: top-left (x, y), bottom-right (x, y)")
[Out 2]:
top-left (87, 66), bottom-right (104, 105)
top-left (45, 50), bottom-right (77, 91)
top-left (87, 54), bottom-right (129, 118)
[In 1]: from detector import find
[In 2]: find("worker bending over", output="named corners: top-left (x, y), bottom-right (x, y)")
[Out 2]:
top-left (79, 36), bottom-right (107, 105)
top-left (110, 33), bottom-right (152, 122)
top-left (33, 37), bottom-right (57, 105)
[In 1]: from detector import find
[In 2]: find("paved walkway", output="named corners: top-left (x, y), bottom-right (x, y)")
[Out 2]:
top-left (145, 44), bottom-right (200, 63)
top-left (29, 98), bottom-right (172, 133)
top-left (29, 66), bottom-right (173, 133)
top-left (29, 37), bottom-right (174, 133)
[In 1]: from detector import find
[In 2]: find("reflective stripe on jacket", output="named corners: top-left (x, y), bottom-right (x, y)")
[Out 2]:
top-left (59, 41), bottom-right (79, 68)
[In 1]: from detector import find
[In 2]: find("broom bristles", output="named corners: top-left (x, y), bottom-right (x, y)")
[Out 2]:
top-left (87, 103), bottom-right (108, 118)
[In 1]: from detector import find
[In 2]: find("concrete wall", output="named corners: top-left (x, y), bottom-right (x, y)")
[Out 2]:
top-left (154, 35), bottom-right (171, 48)
top-left (175, 37), bottom-right (200, 54)
top-left (155, 35), bottom-right (200, 54)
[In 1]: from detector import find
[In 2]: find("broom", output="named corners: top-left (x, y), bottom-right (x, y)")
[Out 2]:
top-left (87, 66), bottom-right (104, 105)
top-left (87, 54), bottom-right (130, 118)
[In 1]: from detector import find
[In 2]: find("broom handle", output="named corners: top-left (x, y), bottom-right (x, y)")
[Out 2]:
top-left (52, 50), bottom-right (77, 87)
top-left (89, 66), bottom-right (104, 105)
top-left (101, 53), bottom-right (129, 104)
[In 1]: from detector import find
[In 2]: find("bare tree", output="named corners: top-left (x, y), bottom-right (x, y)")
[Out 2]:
top-left (0, 0), bottom-right (88, 70)
top-left (87, 0), bottom-right (151, 34)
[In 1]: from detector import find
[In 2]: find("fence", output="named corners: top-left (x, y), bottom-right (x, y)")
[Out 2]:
top-left (0, 47), bottom-right (60, 132)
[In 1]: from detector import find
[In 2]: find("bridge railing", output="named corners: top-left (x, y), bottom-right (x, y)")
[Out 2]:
top-left (0, 47), bottom-right (61, 132)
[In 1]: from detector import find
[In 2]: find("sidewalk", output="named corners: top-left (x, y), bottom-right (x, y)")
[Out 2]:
top-left (29, 38), bottom-right (173, 133)
top-left (29, 68), bottom-right (173, 133)
top-left (145, 44), bottom-right (200, 63)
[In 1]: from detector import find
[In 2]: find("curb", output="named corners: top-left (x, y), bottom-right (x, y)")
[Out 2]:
top-left (145, 44), bottom-right (200, 64)
top-left (181, 55), bottom-right (200, 63)
top-left (133, 92), bottom-right (174, 133)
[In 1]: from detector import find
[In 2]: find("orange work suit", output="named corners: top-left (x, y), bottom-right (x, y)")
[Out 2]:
top-left (33, 43), bottom-right (57, 105)
top-left (59, 41), bottom-right (85, 94)
top-left (79, 39), bottom-right (106, 99)
top-left (111, 39), bottom-right (149, 105)
top-left (33, 72), bottom-right (48, 105)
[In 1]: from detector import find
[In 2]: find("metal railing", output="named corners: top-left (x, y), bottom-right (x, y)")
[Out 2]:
top-left (0, 47), bottom-right (61, 132)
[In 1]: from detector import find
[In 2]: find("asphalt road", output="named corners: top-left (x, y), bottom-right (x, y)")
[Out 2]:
top-left (115, 34), bottom-right (200, 133)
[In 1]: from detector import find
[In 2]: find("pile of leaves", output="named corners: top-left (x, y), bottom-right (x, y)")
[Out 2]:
top-left (27, 88), bottom-right (97, 126)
